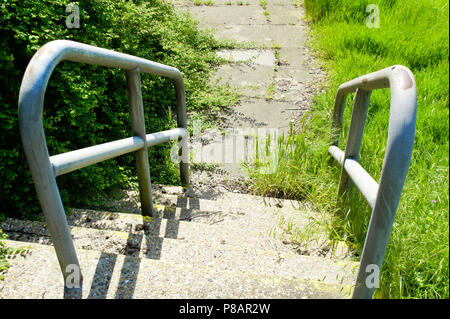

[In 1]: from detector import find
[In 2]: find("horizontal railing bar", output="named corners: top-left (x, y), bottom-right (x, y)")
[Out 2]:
top-left (51, 128), bottom-right (188, 177)
top-left (344, 159), bottom-right (379, 209)
top-left (328, 146), bottom-right (379, 208)
top-left (51, 136), bottom-right (145, 177)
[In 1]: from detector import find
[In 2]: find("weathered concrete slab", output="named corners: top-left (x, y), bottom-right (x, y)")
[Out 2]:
top-left (2, 220), bottom-right (356, 284)
top-left (272, 76), bottom-right (306, 102)
top-left (265, 4), bottom-right (303, 25)
top-left (215, 98), bottom-right (302, 129)
top-left (213, 55), bottom-right (313, 103)
top-left (278, 47), bottom-right (308, 69)
top-left (216, 49), bottom-right (275, 66)
top-left (172, 0), bottom-right (295, 6)
top-left (272, 66), bottom-right (314, 103)
top-left (275, 66), bottom-right (314, 83)
top-left (183, 5), bottom-right (266, 25)
top-left (212, 24), bottom-right (306, 48)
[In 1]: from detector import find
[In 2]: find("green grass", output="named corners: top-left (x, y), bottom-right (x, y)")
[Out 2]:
top-left (193, 0), bottom-right (214, 6)
top-left (274, 48), bottom-right (281, 68)
top-left (245, 0), bottom-right (449, 299)
top-left (260, 0), bottom-right (270, 20)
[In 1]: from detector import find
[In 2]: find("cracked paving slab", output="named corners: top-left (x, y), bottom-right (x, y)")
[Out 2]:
top-left (217, 98), bottom-right (304, 130)
top-left (212, 63), bottom-right (274, 97)
top-left (212, 24), bottom-right (306, 48)
top-left (174, 2), bottom-right (322, 186)
top-left (216, 49), bottom-right (275, 66)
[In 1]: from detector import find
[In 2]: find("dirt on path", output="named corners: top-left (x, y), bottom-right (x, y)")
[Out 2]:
top-left (172, 0), bottom-right (326, 195)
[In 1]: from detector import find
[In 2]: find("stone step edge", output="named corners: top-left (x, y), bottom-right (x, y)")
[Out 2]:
top-left (103, 188), bottom-right (314, 218)
top-left (1, 218), bottom-right (358, 267)
top-left (2, 239), bottom-right (354, 299)
top-left (148, 184), bottom-right (305, 210)
top-left (67, 207), bottom-right (352, 259)
top-left (1, 211), bottom-right (273, 249)
top-left (67, 207), bottom-right (274, 239)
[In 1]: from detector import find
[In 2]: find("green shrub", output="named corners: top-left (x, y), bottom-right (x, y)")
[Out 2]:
top-left (0, 0), bottom-right (231, 219)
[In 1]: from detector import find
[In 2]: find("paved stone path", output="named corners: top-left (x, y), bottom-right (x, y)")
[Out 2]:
top-left (172, 0), bottom-right (324, 189)
top-left (0, 185), bottom-right (357, 299)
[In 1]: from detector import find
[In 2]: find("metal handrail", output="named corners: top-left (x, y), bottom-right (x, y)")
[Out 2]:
top-left (18, 40), bottom-right (190, 295)
top-left (328, 65), bottom-right (417, 299)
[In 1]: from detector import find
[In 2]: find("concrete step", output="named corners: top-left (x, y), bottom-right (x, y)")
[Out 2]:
top-left (66, 207), bottom-right (351, 259)
top-left (1, 218), bottom-right (358, 286)
top-left (102, 186), bottom-right (306, 211)
top-left (0, 240), bottom-right (352, 299)
top-left (103, 185), bottom-right (318, 230)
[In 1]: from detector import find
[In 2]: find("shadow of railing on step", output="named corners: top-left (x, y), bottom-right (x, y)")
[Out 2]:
top-left (328, 65), bottom-right (417, 299)
top-left (83, 214), bottom-right (183, 299)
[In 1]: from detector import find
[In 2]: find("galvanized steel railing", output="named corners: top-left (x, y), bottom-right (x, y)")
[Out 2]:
top-left (18, 40), bottom-right (417, 299)
top-left (18, 40), bottom-right (190, 294)
top-left (328, 65), bottom-right (417, 299)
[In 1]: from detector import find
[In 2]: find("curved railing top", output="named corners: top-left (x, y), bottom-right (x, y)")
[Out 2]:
top-left (331, 65), bottom-right (417, 147)
top-left (337, 64), bottom-right (415, 93)
top-left (19, 39), bottom-right (187, 135)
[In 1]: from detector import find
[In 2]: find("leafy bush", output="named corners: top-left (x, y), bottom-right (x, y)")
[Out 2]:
top-left (0, 0), bottom-right (231, 219)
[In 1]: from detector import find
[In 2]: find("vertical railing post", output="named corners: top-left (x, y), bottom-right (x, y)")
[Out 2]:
top-left (126, 67), bottom-right (154, 216)
top-left (330, 93), bottom-right (348, 147)
top-left (174, 76), bottom-right (190, 185)
top-left (338, 89), bottom-right (372, 196)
